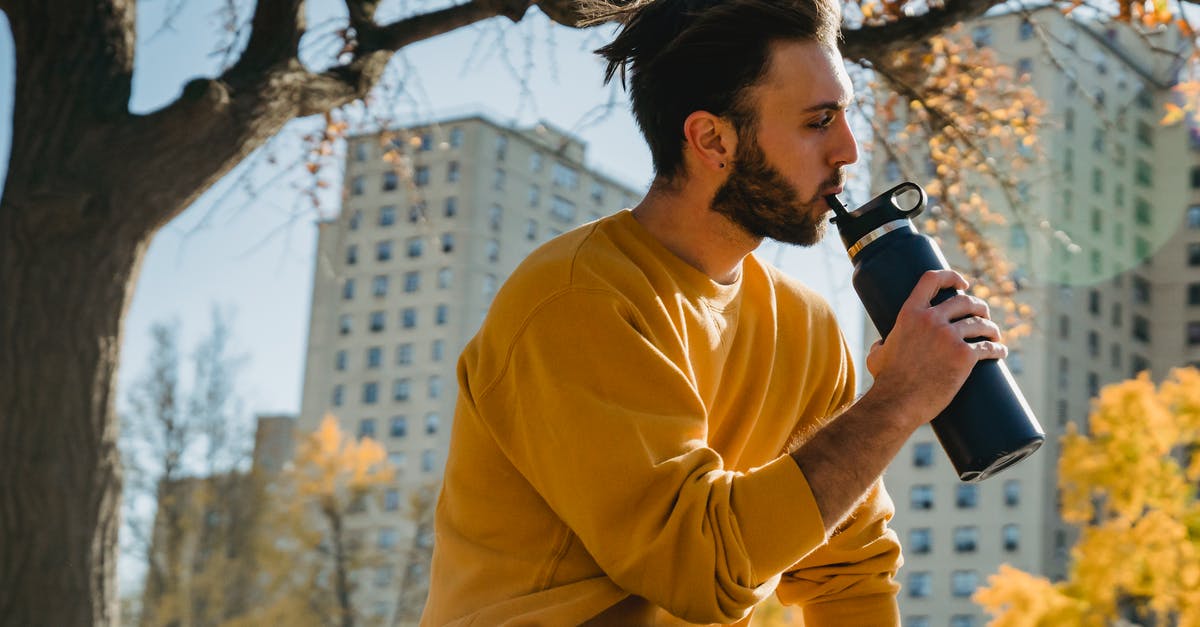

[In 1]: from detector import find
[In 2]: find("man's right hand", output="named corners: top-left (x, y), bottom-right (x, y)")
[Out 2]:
top-left (865, 269), bottom-right (1008, 429)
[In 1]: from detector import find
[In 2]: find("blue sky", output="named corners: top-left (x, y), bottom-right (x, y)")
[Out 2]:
top-left (0, 1), bottom-right (864, 424)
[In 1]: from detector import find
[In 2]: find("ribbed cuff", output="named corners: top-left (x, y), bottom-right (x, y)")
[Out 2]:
top-left (802, 592), bottom-right (901, 626)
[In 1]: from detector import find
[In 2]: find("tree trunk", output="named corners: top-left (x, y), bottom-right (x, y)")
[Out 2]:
top-left (326, 505), bottom-right (355, 627)
top-left (0, 198), bottom-right (147, 625)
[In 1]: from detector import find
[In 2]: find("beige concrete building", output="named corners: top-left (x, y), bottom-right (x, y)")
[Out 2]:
top-left (296, 115), bottom-right (644, 623)
top-left (872, 9), bottom-right (1197, 627)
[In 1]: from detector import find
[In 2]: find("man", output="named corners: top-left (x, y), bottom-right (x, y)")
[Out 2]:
top-left (422, 0), bottom-right (1005, 623)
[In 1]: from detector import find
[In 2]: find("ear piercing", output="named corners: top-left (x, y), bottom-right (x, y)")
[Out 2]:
top-left (719, 162), bottom-right (726, 169)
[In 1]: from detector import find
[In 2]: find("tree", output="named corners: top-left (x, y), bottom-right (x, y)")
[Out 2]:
top-left (0, 0), bottom-right (1195, 624)
top-left (975, 367), bottom-right (1200, 625)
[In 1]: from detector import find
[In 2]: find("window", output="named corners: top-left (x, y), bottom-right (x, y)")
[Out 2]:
top-left (1132, 354), bottom-right (1151, 378)
top-left (449, 127), bottom-right (464, 148)
top-left (1135, 159), bottom-right (1153, 187)
top-left (396, 343), bottom-right (413, 365)
top-left (529, 184), bottom-right (541, 207)
top-left (551, 196), bottom-right (577, 222)
top-left (396, 239), bottom-right (421, 262)
top-left (909, 528), bottom-right (932, 554)
top-left (1133, 315), bottom-right (1150, 343)
top-left (590, 181), bottom-right (605, 204)
top-left (526, 218), bottom-right (538, 241)
top-left (342, 278), bottom-right (355, 301)
top-left (367, 346), bottom-right (382, 369)
top-left (530, 152), bottom-right (543, 172)
top-left (351, 176), bottom-right (365, 196)
top-left (436, 304), bottom-right (449, 325)
top-left (908, 572), bottom-right (932, 598)
top-left (402, 307), bottom-right (417, 329)
top-left (951, 570), bottom-right (979, 597)
top-left (1192, 167), bottom-right (1200, 189)
top-left (905, 617), bottom-right (930, 627)
top-left (372, 275), bottom-right (388, 297)
top-left (1003, 524), bottom-right (1020, 552)
top-left (493, 168), bottom-right (506, 191)
top-left (390, 416), bottom-right (407, 438)
top-left (447, 160), bottom-right (460, 183)
top-left (1135, 198), bottom-right (1153, 226)
top-left (1088, 289), bottom-right (1100, 315)
top-left (1088, 331), bottom-right (1100, 358)
top-left (426, 412), bottom-right (440, 435)
top-left (382, 171), bottom-right (399, 192)
top-left (408, 203), bottom-right (424, 223)
top-left (432, 339), bottom-right (445, 362)
top-left (1064, 108), bottom-right (1074, 132)
top-left (378, 527), bottom-right (398, 550)
top-left (348, 210), bottom-right (362, 232)
top-left (346, 245), bottom-right (358, 265)
top-left (384, 489), bottom-right (400, 511)
top-left (486, 239), bottom-right (500, 263)
top-left (335, 350), bottom-right (347, 371)
top-left (950, 616), bottom-right (977, 627)
top-left (359, 418), bottom-right (377, 439)
top-left (445, 197), bottom-right (458, 218)
top-left (404, 271), bottom-right (420, 293)
top-left (552, 163), bottom-right (579, 189)
top-left (363, 382), bottom-right (379, 405)
top-left (1008, 350), bottom-right (1024, 375)
top-left (1133, 276), bottom-right (1151, 304)
top-left (971, 25), bottom-right (992, 47)
top-left (1188, 322), bottom-right (1200, 346)
top-left (421, 449), bottom-right (436, 472)
top-left (1111, 343), bottom-right (1122, 369)
top-left (956, 484), bottom-right (978, 509)
top-left (1188, 205), bottom-right (1200, 229)
top-left (953, 526), bottom-right (978, 553)
top-left (332, 384), bottom-right (344, 406)
top-left (428, 376), bottom-right (442, 399)
top-left (438, 267), bottom-right (453, 289)
top-left (339, 314), bottom-right (352, 336)
top-left (419, 132), bottom-right (433, 151)
top-left (1005, 479), bottom-right (1020, 506)
top-left (913, 442), bottom-right (934, 467)
top-left (1057, 398), bottom-right (1068, 426)
top-left (483, 274), bottom-right (498, 299)
top-left (1018, 18), bottom-right (1034, 40)
top-left (1191, 243), bottom-right (1200, 266)
top-left (489, 204), bottom-right (503, 231)
top-left (369, 311), bottom-right (384, 333)
top-left (1088, 372), bottom-right (1100, 397)
top-left (1091, 168), bottom-right (1103, 194)
top-left (354, 141), bottom-right (369, 162)
top-left (378, 205), bottom-right (396, 227)
top-left (1136, 120), bottom-right (1154, 147)
top-left (911, 485), bottom-right (934, 510)
top-left (414, 165), bottom-right (430, 187)
top-left (376, 241), bottom-right (392, 262)
top-left (1016, 57), bottom-right (1033, 77)
top-left (495, 135), bottom-right (508, 160)
top-left (388, 451), bottom-right (406, 471)
top-left (1058, 315), bottom-right (1069, 339)
top-left (1058, 356), bottom-right (1069, 390)
top-left (393, 378), bottom-right (411, 402)
top-left (1189, 282), bottom-right (1200, 306)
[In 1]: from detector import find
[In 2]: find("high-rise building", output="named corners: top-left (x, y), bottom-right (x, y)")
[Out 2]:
top-left (296, 115), bottom-right (644, 623)
top-left (872, 9), bottom-right (1196, 627)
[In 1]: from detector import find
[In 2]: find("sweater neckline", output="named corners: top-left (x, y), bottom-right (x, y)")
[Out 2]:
top-left (614, 209), bottom-right (745, 309)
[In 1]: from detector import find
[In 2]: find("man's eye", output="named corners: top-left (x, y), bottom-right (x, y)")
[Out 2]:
top-left (810, 113), bottom-right (835, 129)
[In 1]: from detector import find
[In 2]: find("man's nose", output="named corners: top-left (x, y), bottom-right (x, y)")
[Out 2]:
top-left (831, 117), bottom-right (859, 168)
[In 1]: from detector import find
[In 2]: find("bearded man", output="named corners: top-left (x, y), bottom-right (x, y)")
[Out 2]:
top-left (422, 0), bottom-right (1006, 623)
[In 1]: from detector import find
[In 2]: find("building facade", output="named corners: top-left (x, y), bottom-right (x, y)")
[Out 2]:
top-left (296, 115), bottom-right (644, 623)
top-left (873, 10), bottom-right (1197, 627)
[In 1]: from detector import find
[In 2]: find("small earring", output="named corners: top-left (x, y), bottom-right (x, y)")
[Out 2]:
top-left (719, 162), bottom-right (726, 169)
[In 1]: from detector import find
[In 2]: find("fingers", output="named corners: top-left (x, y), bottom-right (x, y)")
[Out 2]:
top-left (968, 340), bottom-right (1008, 360)
top-left (909, 270), bottom-right (969, 308)
top-left (936, 293), bottom-right (992, 322)
top-left (953, 316), bottom-right (1003, 342)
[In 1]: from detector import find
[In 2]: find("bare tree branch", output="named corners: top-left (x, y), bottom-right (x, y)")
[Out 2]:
top-left (842, 0), bottom-right (1005, 62)
top-left (223, 0), bottom-right (306, 89)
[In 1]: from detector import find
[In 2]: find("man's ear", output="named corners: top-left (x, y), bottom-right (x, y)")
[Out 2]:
top-left (682, 111), bottom-right (737, 173)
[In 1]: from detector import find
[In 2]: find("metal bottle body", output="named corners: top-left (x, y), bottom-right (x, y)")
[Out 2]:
top-left (850, 220), bottom-right (1044, 482)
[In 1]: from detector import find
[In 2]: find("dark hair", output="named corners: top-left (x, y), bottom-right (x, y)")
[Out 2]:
top-left (586, 0), bottom-right (841, 179)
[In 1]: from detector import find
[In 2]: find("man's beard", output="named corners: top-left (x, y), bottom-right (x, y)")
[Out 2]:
top-left (709, 134), bottom-right (841, 247)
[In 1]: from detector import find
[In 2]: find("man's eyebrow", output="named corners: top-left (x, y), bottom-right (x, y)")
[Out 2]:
top-left (802, 100), bottom-right (852, 112)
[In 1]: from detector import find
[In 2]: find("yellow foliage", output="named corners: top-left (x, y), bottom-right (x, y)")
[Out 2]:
top-left (978, 368), bottom-right (1200, 626)
top-left (295, 414), bottom-right (394, 509)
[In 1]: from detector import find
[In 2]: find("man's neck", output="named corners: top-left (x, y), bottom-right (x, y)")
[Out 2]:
top-left (630, 177), bottom-right (761, 285)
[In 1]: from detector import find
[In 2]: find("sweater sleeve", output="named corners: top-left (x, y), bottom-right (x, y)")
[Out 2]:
top-left (470, 288), bottom-right (829, 623)
top-left (775, 334), bottom-right (903, 625)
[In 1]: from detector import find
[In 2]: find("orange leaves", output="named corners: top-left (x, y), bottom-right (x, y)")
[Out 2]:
top-left (980, 368), bottom-right (1200, 625)
top-left (294, 415), bottom-right (394, 506)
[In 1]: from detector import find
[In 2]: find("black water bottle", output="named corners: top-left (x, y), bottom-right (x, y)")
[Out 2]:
top-left (828, 182), bottom-right (1044, 482)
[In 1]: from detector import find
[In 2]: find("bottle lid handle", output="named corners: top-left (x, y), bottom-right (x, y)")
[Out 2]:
top-left (888, 182), bottom-right (927, 217)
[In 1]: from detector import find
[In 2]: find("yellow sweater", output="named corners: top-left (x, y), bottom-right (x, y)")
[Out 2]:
top-left (422, 210), bottom-right (902, 626)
